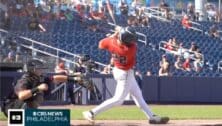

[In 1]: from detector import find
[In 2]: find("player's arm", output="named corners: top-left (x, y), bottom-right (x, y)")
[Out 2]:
top-left (15, 79), bottom-right (48, 101)
top-left (99, 26), bottom-right (121, 49)
top-left (98, 37), bottom-right (110, 49)
top-left (52, 73), bottom-right (83, 84)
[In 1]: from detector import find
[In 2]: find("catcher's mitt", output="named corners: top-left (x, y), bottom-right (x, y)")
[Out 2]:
top-left (76, 76), bottom-right (94, 91)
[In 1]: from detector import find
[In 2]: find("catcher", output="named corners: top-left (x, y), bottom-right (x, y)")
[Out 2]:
top-left (2, 59), bottom-right (94, 117)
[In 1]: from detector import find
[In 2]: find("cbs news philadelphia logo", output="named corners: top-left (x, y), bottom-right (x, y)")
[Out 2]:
top-left (8, 109), bottom-right (70, 126)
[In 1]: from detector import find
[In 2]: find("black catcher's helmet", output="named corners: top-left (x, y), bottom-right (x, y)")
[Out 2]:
top-left (26, 59), bottom-right (47, 72)
top-left (119, 27), bottom-right (137, 46)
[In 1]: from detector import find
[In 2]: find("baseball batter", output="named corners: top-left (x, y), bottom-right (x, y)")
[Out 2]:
top-left (83, 27), bottom-right (169, 124)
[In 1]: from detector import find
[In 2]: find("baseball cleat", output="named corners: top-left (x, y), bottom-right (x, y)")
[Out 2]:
top-left (83, 111), bottom-right (94, 123)
top-left (149, 115), bottom-right (170, 124)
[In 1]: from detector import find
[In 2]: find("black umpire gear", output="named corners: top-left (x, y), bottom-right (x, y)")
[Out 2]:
top-left (26, 59), bottom-right (47, 72)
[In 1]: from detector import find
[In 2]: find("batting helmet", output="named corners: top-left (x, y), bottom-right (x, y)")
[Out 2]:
top-left (119, 27), bottom-right (137, 46)
top-left (26, 59), bottom-right (47, 72)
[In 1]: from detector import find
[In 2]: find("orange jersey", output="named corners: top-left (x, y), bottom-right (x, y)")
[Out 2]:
top-left (99, 37), bottom-right (136, 70)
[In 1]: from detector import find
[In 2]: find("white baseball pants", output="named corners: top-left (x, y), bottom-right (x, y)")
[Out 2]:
top-left (91, 67), bottom-right (154, 119)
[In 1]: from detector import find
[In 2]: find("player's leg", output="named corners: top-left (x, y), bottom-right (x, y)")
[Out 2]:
top-left (129, 70), bottom-right (169, 124)
top-left (83, 68), bottom-right (131, 121)
top-left (128, 70), bottom-right (154, 118)
top-left (91, 79), bottom-right (130, 115)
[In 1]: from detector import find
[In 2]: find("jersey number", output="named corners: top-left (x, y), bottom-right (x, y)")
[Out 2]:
top-left (113, 54), bottom-right (127, 64)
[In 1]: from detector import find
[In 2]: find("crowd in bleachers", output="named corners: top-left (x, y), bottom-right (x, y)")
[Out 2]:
top-left (162, 37), bottom-right (204, 75)
top-left (0, 0), bottom-right (153, 32)
top-left (185, 2), bottom-right (220, 22)
top-left (0, 36), bottom-right (25, 63)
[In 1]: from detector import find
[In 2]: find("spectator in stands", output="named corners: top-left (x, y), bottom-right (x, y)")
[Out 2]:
top-left (58, 10), bottom-right (66, 20)
top-left (194, 59), bottom-right (203, 72)
top-left (181, 15), bottom-right (192, 29)
top-left (193, 48), bottom-right (204, 71)
top-left (119, 0), bottom-right (128, 16)
top-left (174, 56), bottom-right (183, 70)
top-left (194, 49), bottom-right (203, 60)
top-left (182, 58), bottom-right (191, 71)
top-left (193, 58), bottom-right (203, 72)
top-left (55, 62), bottom-right (69, 75)
top-left (208, 25), bottom-right (220, 38)
top-left (189, 42), bottom-right (198, 52)
top-left (205, 3), bottom-right (218, 22)
top-left (15, 52), bottom-right (23, 63)
top-left (159, 55), bottom-right (170, 76)
top-left (140, 15), bottom-right (149, 27)
top-left (164, 39), bottom-right (174, 51)
top-left (28, 17), bottom-right (46, 32)
top-left (146, 70), bottom-right (152, 76)
top-left (172, 37), bottom-right (178, 51)
top-left (178, 43), bottom-right (189, 59)
top-left (127, 16), bottom-right (137, 26)
top-left (77, 3), bottom-right (90, 21)
top-left (3, 51), bottom-right (15, 63)
top-left (188, 42), bottom-right (199, 60)
top-left (130, 0), bottom-right (141, 16)
top-left (64, 9), bottom-right (74, 21)
top-left (52, 1), bottom-right (61, 19)
top-left (136, 9), bottom-right (149, 27)
top-left (187, 3), bottom-right (195, 21)
top-left (159, 0), bottom-right (170, 19)
top-left (87, 21), bottom-right (99, 32)
top-left (89, 5), bottom-right (106, 21)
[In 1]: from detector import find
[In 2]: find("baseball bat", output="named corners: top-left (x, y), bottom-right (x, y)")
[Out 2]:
top-left (106, 0), bottom-right (116, 24)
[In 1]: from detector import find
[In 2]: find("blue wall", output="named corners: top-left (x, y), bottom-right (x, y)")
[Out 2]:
top-left (142, 76), bottom-right (222, 103)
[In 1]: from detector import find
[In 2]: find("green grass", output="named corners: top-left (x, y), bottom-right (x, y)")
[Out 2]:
top-left (1, 105), bottom-right (222, 121)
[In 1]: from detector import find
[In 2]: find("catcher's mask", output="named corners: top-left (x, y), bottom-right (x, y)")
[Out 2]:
top-left (119, 27), bottom-right (137, 46)
top-left (26, 59), bottom-right (47, 73)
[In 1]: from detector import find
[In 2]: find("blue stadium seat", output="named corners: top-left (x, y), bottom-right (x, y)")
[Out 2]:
top-left (9, 15), bottom-right (222, 77)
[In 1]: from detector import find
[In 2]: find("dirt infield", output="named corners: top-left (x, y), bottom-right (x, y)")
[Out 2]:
top-left (1, 120), bottom-right (222, 126)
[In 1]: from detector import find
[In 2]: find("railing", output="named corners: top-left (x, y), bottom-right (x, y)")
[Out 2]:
top-left (51, 82), bottom-right (67, 101)
top-left (159, 41), bottom-right (204, 62)
top-left (107, 22), bottom-right (147, 45)
top-left (144, 7), bottom-right (204, 33)
top-left (0, 29), bottom-right (107, 72)
top-left (218, 60), bottom-right (222, 72)
top-left (144, 7), bottom-right (171, 22)
top-left (188, 21), bottom-right (204, 33)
